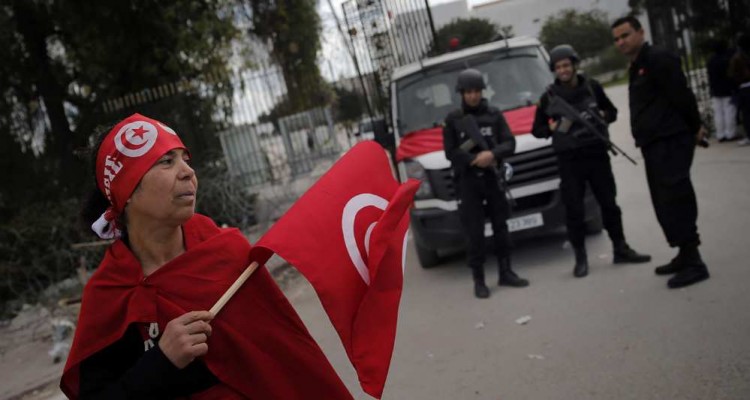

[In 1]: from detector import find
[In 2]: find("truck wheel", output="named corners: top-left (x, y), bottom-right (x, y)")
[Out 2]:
top-left (416, 242), bottom-right (441, 269)
top-left (585, 214), bottom-right (604, 235)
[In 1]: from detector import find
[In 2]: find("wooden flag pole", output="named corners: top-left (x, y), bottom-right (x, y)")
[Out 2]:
top-left (210, 261), bottom-right (260, 315)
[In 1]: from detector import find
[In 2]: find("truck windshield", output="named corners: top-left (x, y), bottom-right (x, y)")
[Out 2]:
top-left (395, 46), bottom-right (552, 135)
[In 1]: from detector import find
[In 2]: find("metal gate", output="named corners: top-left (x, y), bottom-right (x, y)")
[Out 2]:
top-left (644, 0), bottom-right (750, 133)
top-left (340, 0), bottom-right (437, 121)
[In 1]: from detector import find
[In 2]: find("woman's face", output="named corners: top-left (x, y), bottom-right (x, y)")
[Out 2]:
top-left (126, 148), bottom-right (197, 226)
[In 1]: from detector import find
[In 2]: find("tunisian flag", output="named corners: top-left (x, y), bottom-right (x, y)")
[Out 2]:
top-left (251, 141), bottom-right (420, 399)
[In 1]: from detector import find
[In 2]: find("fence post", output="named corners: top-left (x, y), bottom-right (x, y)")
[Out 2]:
top-left (324, 107), bottom-right (338, 152)
top-left (278, 119), bottom-right (297, 177)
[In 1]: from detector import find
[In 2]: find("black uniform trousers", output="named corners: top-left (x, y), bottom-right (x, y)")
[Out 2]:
top-left (738, 86), bottom-right (750, 129)
top-left (641, 132), bottom-right (700, 248)
top-left (558, 150), bottom-right (625, 249)
top-left (456, 169), bottom-right (510, 277)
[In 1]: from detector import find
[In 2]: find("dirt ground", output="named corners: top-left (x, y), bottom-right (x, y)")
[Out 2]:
top-left (0, 304), bottom-right (76, 400)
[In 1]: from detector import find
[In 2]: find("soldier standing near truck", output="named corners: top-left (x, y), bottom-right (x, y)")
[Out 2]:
top-left (443, 68), bottom-right (529, 299)
top-left (612, 16), bottom-right (710, 288)
top-left (531, 45), bottom-right (651, 278)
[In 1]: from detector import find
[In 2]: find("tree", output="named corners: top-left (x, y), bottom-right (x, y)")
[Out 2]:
top-left (429, 18), bottom-right (512, 56)
top-left (241, 0), bottom-right (332, 114)
top-left (333, 87), bottom-right (365, 124)
top-left (0, 0), bottom-right (239, 218)
top-left (539, 9), bottom-right (612, 59)
top-left (629, 0), bottom-right (748, 50)
top-left (0, 0), bottom-right (241, 316)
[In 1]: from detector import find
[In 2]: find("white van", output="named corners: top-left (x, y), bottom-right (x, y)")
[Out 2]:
top-left (390, 37), bottom-right (602, 268)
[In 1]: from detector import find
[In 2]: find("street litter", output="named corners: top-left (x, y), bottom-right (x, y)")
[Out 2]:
top-left (515, 315), bottom-right (532, 325)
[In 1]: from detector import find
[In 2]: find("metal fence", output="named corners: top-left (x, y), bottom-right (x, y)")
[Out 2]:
top-left (218, 107), bottom-right (342, 187)
top-left (644, 0), bottom-right (750, 134)
top-left (93, 1), bottom-right (439, 225)
top-left (645, 3), bottom-right (711, 126)
top-left (341, 0), bottom-right (436, 120)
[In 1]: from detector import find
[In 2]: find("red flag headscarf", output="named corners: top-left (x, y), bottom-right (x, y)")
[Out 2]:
top-left (92, 113), bottom-right (187, 238)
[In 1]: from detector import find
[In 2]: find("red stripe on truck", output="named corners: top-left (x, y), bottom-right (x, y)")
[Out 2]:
top-left (396, 105), bottom-right (537, 161)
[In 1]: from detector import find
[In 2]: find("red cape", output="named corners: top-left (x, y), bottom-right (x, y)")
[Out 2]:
top-left (61, 214), bottom-right (352, 399)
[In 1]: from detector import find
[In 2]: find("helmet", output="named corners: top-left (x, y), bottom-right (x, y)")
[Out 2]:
top-left (548, 44), bottom-right (580, 71)
top-left (455, 68), bottom-right (486, 92)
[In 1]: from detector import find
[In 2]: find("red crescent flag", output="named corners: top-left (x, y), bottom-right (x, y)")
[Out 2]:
top-left (252, 141), bottom-right (419, 398)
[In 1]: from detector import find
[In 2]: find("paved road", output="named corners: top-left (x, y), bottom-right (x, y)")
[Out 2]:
top-left (286, 84), bottom-right (750, 400)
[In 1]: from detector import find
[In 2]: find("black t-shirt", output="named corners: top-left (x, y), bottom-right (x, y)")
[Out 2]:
top-left (79, 323), bottom-right (218, 399)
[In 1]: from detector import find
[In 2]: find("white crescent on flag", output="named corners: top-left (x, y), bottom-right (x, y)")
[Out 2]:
top-left (342, 193), bottom-right (409, 285)
top-left (114, 121), bottom-right (158, 157)
top-left (342, 193), bottom-right (387, 285)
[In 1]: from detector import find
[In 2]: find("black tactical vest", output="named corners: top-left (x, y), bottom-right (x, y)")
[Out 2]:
top-left (546, 82), bottom-right (608, 153)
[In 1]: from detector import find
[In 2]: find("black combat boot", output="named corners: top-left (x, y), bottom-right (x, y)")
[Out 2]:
top-left (472, 268), bottom-right (490, 299)
top-left (613, 241), bottom-right (652, 264)
top-left (667, 246), bottom-right (710, 289)
top-left (498, 258), bottom-right (529, 287)
top-left (654, 246), bottom-right (691, 275)
top-left (573, 246), bottom-right (589, 278)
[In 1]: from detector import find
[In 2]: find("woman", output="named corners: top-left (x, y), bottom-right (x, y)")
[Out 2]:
top-left (61, 114), bottom-right (352, 399)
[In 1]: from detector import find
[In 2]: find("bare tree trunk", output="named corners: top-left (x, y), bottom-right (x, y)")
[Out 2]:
top-left (13, 0), bottom-right (76, 186)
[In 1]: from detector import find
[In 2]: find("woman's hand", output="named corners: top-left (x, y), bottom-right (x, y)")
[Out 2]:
top-left (159, 311), bottom-right (214, 369)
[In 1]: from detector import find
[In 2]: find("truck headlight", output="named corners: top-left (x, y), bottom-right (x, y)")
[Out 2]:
top-left (504, 162), bottom-right (514, 182)
top-left (404, 160), bottom-right (434, 199)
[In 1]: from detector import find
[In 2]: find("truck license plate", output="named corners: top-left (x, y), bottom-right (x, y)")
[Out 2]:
top-left (484, 213), bottom-right (544, 236)
top-left (507, 213), bottom-right (544, 232)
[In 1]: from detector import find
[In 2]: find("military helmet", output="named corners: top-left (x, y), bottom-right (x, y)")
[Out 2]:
top-left (455, 68), bottom-right (486, 92)
top-left (548, 44), bottom-right (580, 71)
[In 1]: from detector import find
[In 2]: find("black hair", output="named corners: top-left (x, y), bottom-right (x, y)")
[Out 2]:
top-left (79, 124), bottom-right (127, 238)
top-left (612, 15), bottom-right (642, 31)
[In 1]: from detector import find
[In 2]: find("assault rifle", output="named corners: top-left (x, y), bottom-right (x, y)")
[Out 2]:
top-left (458, 114), bottom-right (516, 205)
top-left (547, 92), bottom-right (638, 165)
top-left (459, 114), bottom-right (489, 153)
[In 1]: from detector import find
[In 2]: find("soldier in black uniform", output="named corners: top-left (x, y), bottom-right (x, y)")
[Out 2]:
top-left (443, 68), bottom-right (529, 299)
top-left (612, 16), bottom-right (710, 288)
top-left (532, 45), bottom-right (651, 278)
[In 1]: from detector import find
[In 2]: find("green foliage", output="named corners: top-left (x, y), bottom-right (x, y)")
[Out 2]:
top-left (0, 0), bottom-right (238, 216)
top-left (0, 199), bottom-right (91, 318)
top-left (333, 87), bottom-right (366, 124)
top-left (583, 46), bottom-right (629, 77)
top-left (628, 0), bottom-right (746, 53)
top-left (628, 0), bottom-right (645, 15)
top-left (539, 9), bottom-right (613, 60)
top-left (430, 18), bottom-right (507, 56)
top-left (195, 160), bottom-right (257, 229)
top-left (244, 0), bottom-right (329, 114)
top-left (0, 0), bottom-right (243, 313)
